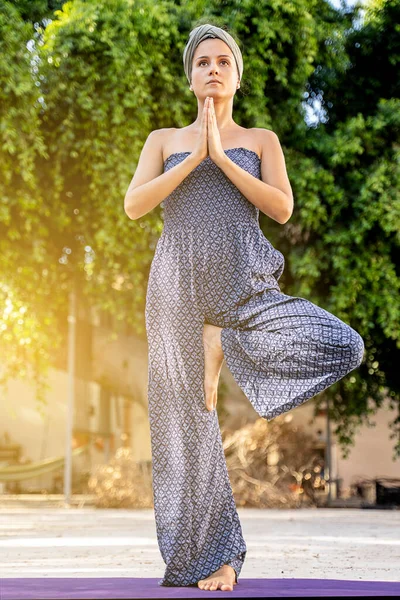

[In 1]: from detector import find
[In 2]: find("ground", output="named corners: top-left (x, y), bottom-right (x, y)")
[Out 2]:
top-left (0, 505), bottom-right (399, 581)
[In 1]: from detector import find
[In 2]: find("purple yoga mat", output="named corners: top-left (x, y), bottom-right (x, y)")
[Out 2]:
top-left (1, 578), bottom-right (400, 599)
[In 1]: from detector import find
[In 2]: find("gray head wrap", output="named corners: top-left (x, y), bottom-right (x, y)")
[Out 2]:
top-left (183, 24), bottom-right (243, 84)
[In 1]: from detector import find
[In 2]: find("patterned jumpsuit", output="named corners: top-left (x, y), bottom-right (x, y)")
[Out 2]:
top-left (145, 147), bottom-right (365, 587)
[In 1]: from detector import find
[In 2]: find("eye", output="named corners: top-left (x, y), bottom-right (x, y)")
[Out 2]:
top-left (198, 59), bottom-right (230, 66)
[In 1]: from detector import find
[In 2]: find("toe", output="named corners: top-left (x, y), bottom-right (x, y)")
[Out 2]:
top-left (221, 581), bottom-right (233, 591)
top-left (210, 581), bottom-right (218, 590)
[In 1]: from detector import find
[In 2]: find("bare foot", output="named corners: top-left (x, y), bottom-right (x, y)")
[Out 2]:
top-left (203, 323), bottom-right (224, 412)
top-left (197, 564), bottom-right (237, 591)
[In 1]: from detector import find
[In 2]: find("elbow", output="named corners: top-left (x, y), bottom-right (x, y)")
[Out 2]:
top-left (278, 211), bottom-right (292, 225)
top-left (277, 195), bottom-right (293, 224)
top-left (125, 208), bottom-right (138, 220)
top-left (124, 196), bottom-right (139, 220)
top-left (277, 207), bottom-right (293, 225)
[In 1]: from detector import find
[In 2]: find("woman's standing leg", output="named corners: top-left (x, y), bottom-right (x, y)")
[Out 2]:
top-left (145, 254), bottom-right (247, 587)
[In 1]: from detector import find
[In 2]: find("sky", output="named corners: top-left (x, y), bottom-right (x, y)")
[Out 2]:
top-left (328, 0), bottom-right (368, 7)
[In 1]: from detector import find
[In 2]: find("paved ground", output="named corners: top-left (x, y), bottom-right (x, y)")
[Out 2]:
top-left (0, 507), bottom-right (399, 581)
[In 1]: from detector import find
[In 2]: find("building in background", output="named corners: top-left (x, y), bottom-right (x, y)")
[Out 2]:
top-left (0, 302), bottom-right (398, 498)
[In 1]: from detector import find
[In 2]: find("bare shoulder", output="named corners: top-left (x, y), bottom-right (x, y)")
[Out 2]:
top-left (251, 127), bottom-right (282, 158)
top-left (124, 128), bottom-right (175, 197)
top-left (159, 125), bottom-right (194, 161)
top-left (252, 128), bottom-right (293, 203)
top-left (145, 127), bottom-right (177, 150)
top-left (148, 127), bottom-right (177, 148)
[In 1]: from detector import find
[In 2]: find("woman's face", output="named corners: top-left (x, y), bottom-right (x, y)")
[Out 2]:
top-left (190, 38), bottom-right (239, 100)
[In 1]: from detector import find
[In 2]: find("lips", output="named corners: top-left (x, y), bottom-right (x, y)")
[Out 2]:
top-left (207, 80), bottom-right (222, 84)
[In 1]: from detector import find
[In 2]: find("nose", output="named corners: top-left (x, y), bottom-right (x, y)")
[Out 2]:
top-left (209, 62), bottom-right (219, 75)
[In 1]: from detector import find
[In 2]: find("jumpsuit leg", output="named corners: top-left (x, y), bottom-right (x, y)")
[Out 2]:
top-left (220, 289), bottom-right (365, 421)
top-left (145, 250), bottom-right (247, 587)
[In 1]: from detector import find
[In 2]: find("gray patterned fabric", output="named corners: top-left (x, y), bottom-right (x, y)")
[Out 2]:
top-left (145, 147), bottom-right (365, 587)
top-left (183, 24), bottom-right (243, 84)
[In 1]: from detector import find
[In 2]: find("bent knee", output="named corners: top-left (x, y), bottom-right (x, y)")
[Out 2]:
top-left (345, 327), bottom-right (365, 371)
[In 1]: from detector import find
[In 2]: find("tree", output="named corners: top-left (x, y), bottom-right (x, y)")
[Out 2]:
top-left (0, 2), bottom-right (52, 402)
top-left (276, 0), bottom-right (400, 455)
top-left (2, 0), bottom-right (399, 455)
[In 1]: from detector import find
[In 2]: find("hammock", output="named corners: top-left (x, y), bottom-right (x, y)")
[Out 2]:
top-left (0, 444), bottom-right (89, 482)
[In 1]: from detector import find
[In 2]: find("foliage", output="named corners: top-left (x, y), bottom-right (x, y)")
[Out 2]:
top-left (270, 0), bottom-right (400, 453)
top-left (0, 2), bottom-right (53, 402)
top-left (88, 446), bottom-right (153, 508)
top-left (223, 416), bottom-right (328, 508)
top-left (1, 0), bottom-right (399, 454)
top-left (87, 418), bottom-right (328, 508)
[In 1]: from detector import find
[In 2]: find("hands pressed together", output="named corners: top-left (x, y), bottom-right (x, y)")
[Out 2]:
top-left (191, 96), bottom-right (226, 165)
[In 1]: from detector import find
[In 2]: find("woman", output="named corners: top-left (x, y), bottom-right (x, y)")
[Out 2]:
top-left (124, 24), bottom-right (364, 592)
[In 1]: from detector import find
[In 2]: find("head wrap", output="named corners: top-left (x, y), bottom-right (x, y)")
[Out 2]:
top-left (183, 24), bottom-right (243, 84)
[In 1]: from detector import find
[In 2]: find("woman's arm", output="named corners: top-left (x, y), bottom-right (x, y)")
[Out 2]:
top-left (215, 129), bottom-right (294, 224)
top-left (124, 130), bottom-right (202, 220)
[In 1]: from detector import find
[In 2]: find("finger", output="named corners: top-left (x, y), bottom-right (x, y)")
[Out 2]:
top-left (213, 108), bottom-right (218, 129)
top-left (210, 101), bottom-right (216, 121)
top-left (208, 105), bottom-right (212, 132)
top-left (210, 106), bottom-right (215, 128)
top-left (202, 99), bottom-right (207, 127)
top-left (206, 99), bottom-right (210, 124)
